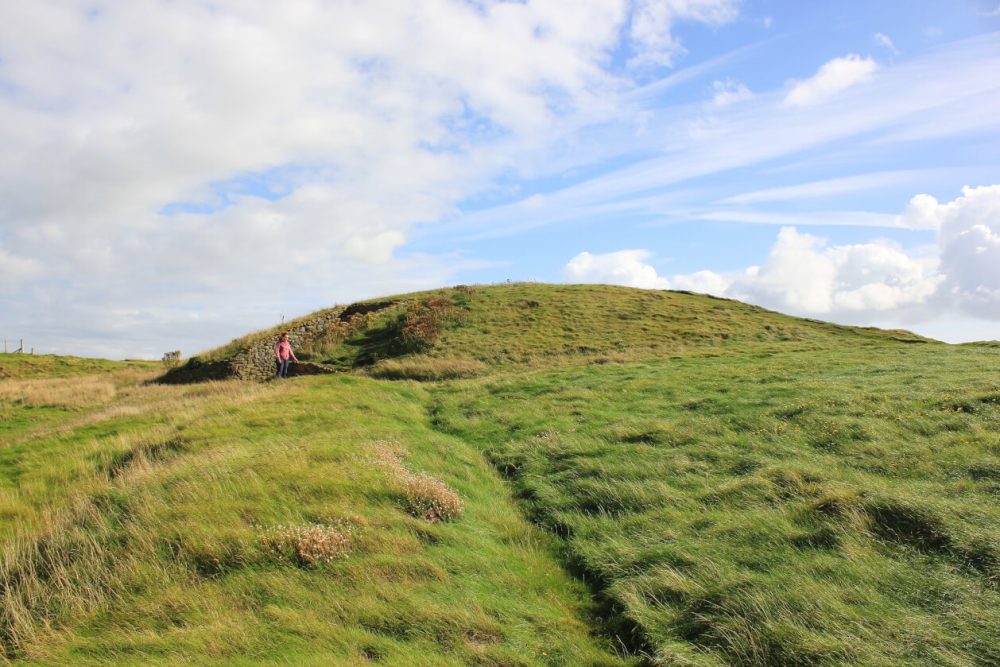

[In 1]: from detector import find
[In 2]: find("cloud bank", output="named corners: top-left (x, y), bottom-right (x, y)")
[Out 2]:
top-left (0, 0), bottom-right (737, 357)
top-left (566, 186), bottom-right (1000, 330)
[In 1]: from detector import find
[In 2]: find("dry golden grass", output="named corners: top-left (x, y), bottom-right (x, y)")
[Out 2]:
top-left (367, 357), bottom-right (486, 381)
top-left (0, 485), bottom-right (162, 659)
top-left (3, 379), bottom-right (278, 449)
top-left (0, 376), bottom-right (116, 408)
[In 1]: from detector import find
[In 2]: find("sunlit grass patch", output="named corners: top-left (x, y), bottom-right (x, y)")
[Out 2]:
top-left (431, 342), bottom-right (1000, 665)
top-left (367, 357), bottom-right (486, 381)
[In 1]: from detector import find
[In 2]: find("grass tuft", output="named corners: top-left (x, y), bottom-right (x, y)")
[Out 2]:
top-left (401, 473), bottom-right (464, 523)
top-left (259, 523), bottom-right (355, 566)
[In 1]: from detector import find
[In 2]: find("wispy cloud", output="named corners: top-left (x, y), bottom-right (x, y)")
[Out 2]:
top-left (716, 169), bottom-right (955, 204)
top-left (443, 34), bottom-right (1000, 239)
top-left (874, 32), bottom-right (900, 55)
top-left (783, 54), bottom-right (878, 107)
top-left (627, 0), bottom-right (740, 70)
top-left (689, 209), bottom-right (907, 229)
top-left (710, 78), bottom-right (753, 107)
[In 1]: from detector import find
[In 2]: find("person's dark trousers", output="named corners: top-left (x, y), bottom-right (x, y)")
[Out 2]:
top-left (277, 359), bottom-right (291, 377)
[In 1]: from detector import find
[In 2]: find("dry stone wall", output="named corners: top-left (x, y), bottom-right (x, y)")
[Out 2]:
top-left (159, 300), bottom-right (399, 384)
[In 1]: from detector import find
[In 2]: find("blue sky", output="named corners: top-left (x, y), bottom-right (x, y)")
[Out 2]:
top-left (1, 0), bottom-right (998, 358)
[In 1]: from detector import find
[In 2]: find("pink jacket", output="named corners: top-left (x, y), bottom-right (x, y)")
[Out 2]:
top-left (275, 338), bottom-right (298, 362)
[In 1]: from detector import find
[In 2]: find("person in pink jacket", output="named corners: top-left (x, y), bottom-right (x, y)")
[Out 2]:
top-left (274, 332), bottom-right (299, 378)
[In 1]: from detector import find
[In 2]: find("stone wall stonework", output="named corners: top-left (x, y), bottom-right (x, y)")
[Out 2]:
top-left (159, 300), bottom-right (401, 384)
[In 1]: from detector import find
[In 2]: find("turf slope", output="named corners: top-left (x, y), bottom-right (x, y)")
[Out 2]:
top-left (0, 283), bottom-right (997, 666)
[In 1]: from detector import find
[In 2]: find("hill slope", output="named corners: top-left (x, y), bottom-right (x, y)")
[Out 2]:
top-left (2, 285), bottom-right (997, 666)
top-left (191, 283), bottom-right (931, 376)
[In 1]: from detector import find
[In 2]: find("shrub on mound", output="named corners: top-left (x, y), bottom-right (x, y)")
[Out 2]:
top-left (368, 357), bottom-right (486, 381)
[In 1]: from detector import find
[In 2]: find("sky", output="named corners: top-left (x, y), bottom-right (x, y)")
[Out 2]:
top-left (1, 0), bottom-right (999, 359)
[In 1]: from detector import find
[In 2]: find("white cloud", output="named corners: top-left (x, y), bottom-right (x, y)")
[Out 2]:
top-left (898, 193), bottom-right (948, 229)
top-left (784, 54), bottom-right (878, 107)
top-left (661, 187), bottom-right (1000, 324)
top-left (0, 0), bottom-right (739, 357)
top-left (927, 185), bottom-right (1000, 318)
top-left (563, 252), bottom-right (733, 296)
top-left (671, 270), bottom-right (730, 296)
top-left (565, 249), bottom-right (670, 289)
top-left (728, 227), bottom-right (940, 314)
top-left (628, 0), bottom-right (740, 69)
top-left (874, 32), bottom-right (900, 55)
top-left (711, 78), bottom-right (752, 107)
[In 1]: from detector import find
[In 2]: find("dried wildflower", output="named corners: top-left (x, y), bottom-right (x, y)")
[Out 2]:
top-left (259, 523), bottom-right (354, 565)
top-left (402, 472), bottom-right (464, 523)
top-left (371, 442), bottom-right (464, 523)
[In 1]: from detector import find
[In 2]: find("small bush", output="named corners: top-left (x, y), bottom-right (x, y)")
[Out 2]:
top-left (368, 357), bottom-right (486, 381)
top-left (402, 473), bottom-right (464, 523)
top-left (393, 297), bottom-right (460, 352)
top-left (161, 350), bottom-right (181, 369)
top-left (259, 523), bottom-right (354, 565)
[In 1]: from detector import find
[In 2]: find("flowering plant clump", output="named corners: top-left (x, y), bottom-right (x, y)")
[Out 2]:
top-left (371, 441), bottom-right (464, 523)
top-left (259, 523), bottom-right (354, 565)
top-left (402, 472), bottom-right (464, 523)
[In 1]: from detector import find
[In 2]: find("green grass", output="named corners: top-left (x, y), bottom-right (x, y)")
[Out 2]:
top-left (0, 353), bottom-right (157, 379)
top-left (2, 286), bottom-right (998, 665)
top-left (431, 343), bottom-right (1000, 665)
top-left (0, 357), bottom-right (627, 665)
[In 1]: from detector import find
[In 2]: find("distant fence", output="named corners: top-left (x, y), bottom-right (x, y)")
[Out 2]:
top-left (2, 339), bottom-right (33, 354)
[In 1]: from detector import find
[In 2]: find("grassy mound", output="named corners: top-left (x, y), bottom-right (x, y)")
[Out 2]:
top-left (195, 283), bottom-right (932, 375)
top-left (2, 285), bottom-right (997, 665)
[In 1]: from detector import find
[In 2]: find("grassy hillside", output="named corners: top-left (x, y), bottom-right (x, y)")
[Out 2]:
top-left (0, 354), bottom-right (626, 665)
top-left (433, 344), bottom-right (1000, 665)
top-left (2, 285), bottom-right (998, 665)
top-left (193, 284), bottom-right (930, 377)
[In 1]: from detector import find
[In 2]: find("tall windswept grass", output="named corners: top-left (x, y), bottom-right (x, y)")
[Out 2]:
top-left (0, 494), bottom-right (154, 659)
